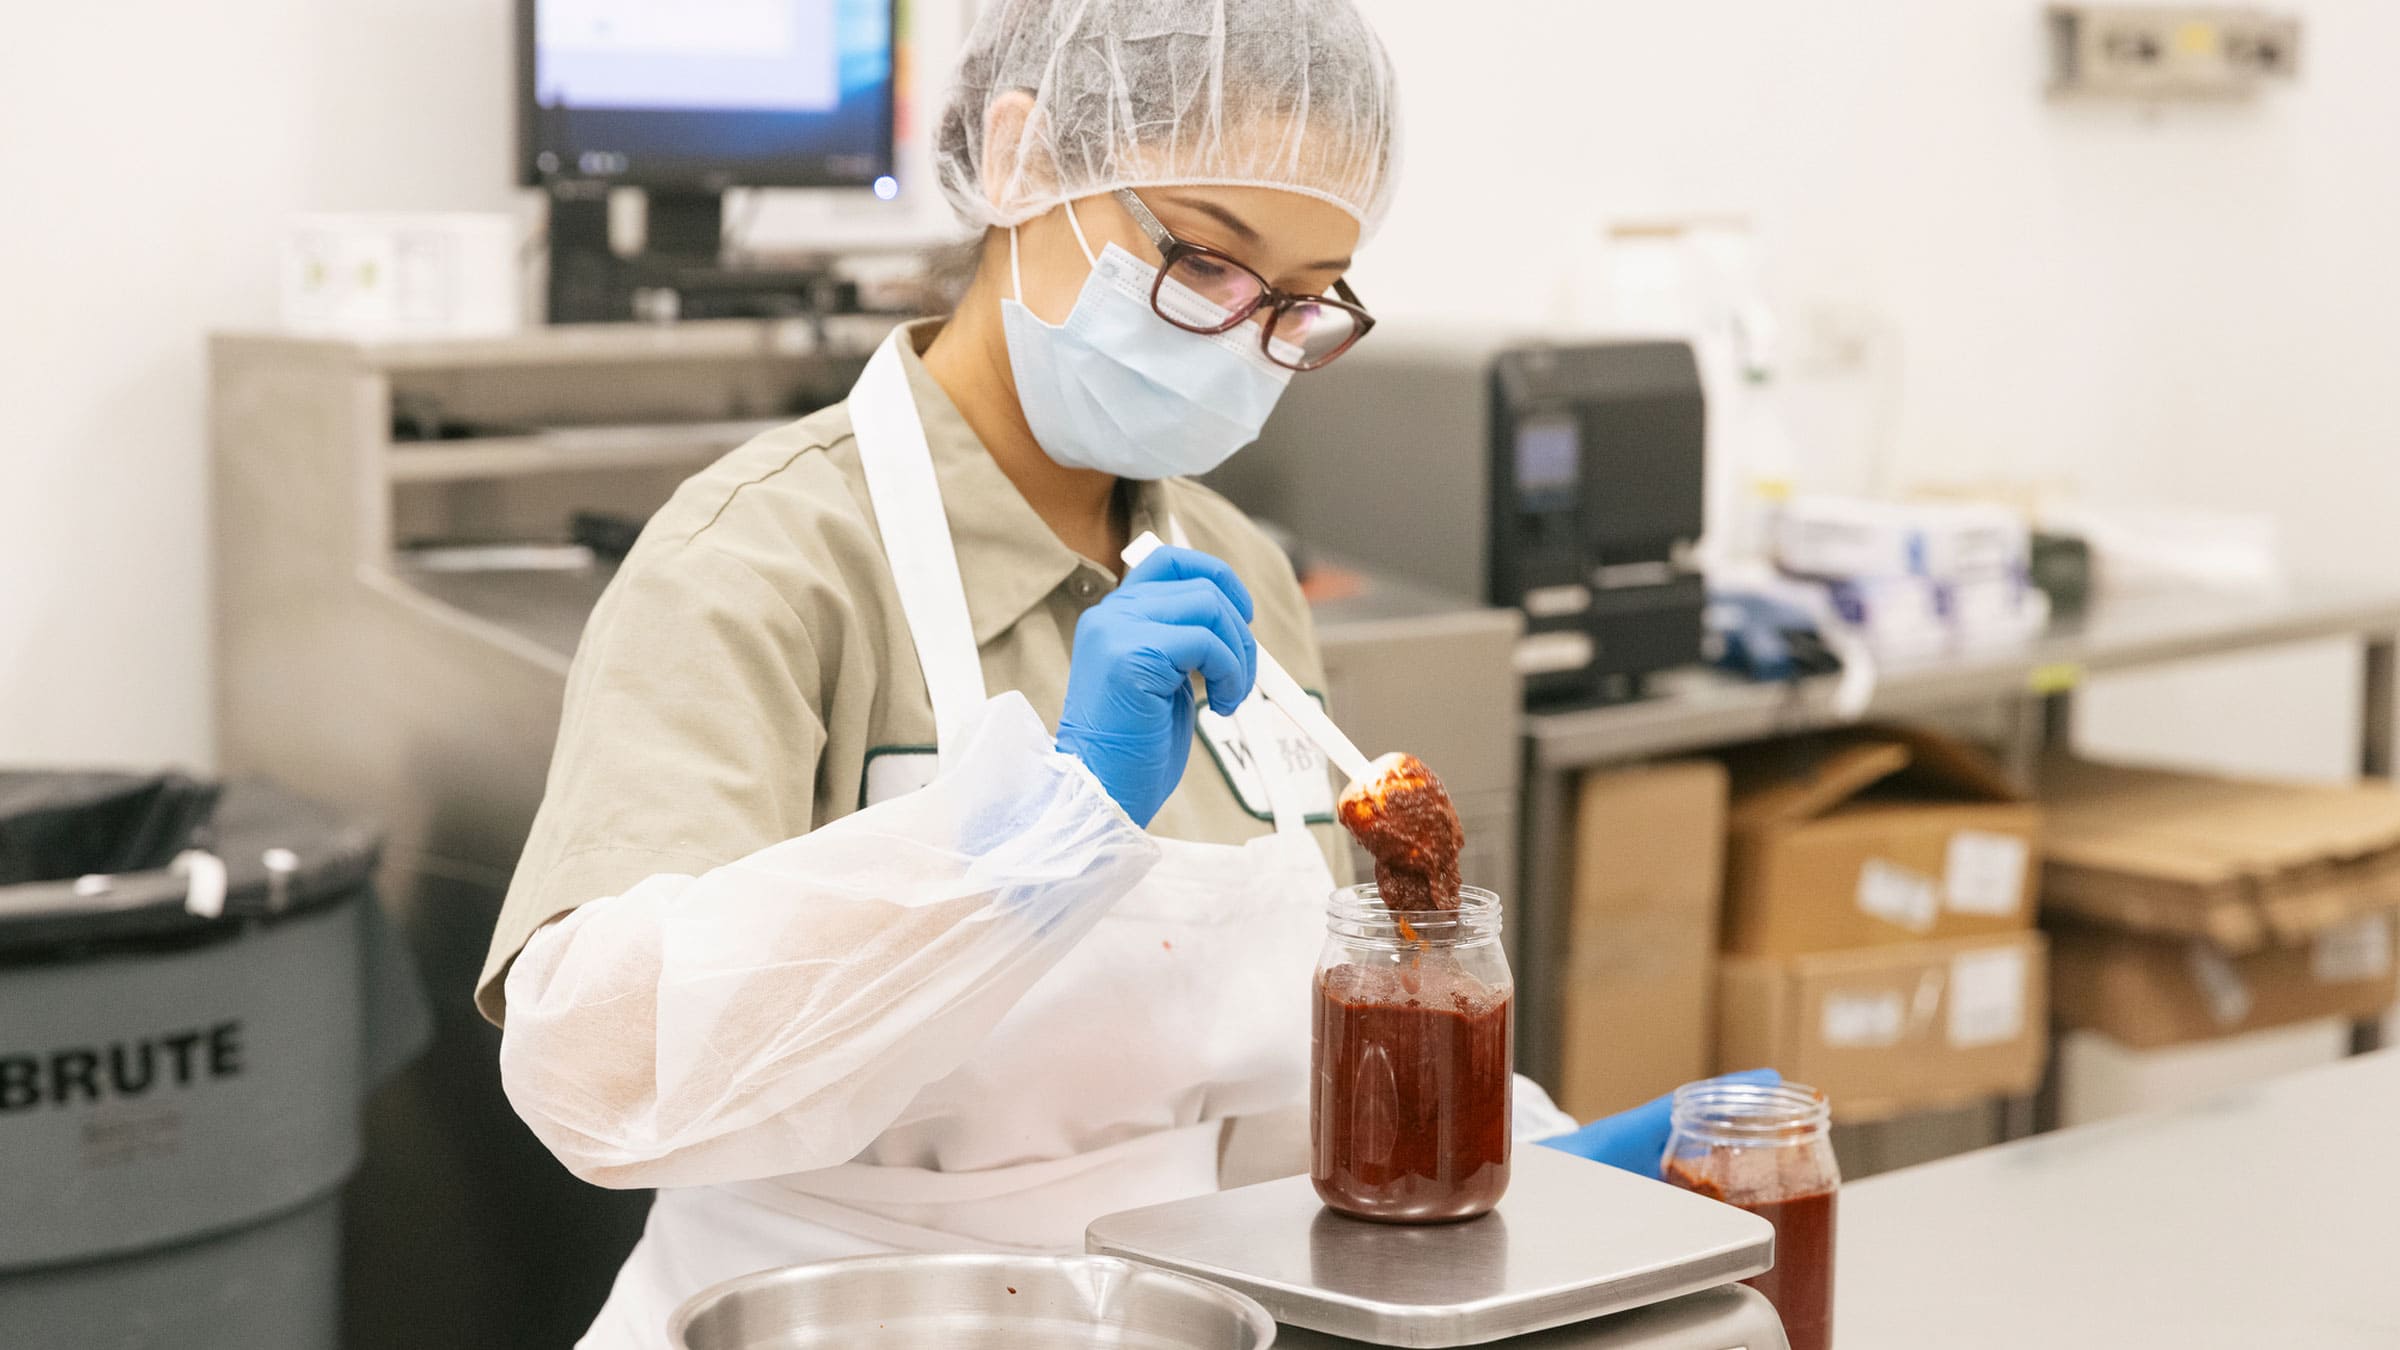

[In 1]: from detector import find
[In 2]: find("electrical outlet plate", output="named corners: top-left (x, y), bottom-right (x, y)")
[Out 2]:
top-left (2047, 5), bottom-right (2300, 98)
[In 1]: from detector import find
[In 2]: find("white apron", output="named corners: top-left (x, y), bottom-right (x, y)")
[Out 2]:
top-left (578, 333), bottom-right (1336, 1348)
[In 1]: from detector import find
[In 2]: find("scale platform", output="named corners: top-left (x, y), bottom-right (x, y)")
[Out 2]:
top-left (1086, 1148), bottom-right (1776, 1348)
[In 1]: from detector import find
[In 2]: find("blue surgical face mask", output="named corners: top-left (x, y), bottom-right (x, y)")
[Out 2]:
top-left (999, 202), bottom-right (1296, 480)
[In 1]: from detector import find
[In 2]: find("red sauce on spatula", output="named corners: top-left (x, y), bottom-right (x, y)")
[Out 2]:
top-left (1336, 753), bottom-right (1464, 913)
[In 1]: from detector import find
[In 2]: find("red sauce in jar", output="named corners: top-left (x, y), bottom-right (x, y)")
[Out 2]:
top-left (1311, 959), bottom-right (1512, 1223)
top-left (1336, 753), bottom-right (1464, 913)
top-left (1664, 1159), bottom-right (1837, 1350)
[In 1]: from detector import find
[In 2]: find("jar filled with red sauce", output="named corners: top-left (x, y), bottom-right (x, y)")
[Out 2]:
top-left (1310, 884), bottom-right (1512, 1224)
top-left (1660, 1081), bottom-right (1840, 1350)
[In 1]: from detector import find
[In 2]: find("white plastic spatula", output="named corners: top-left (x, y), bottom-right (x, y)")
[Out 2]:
top-left (1121, 531), bottom-right (1376, 786)
top-left (1120, 533), bottom-right (1463, 919)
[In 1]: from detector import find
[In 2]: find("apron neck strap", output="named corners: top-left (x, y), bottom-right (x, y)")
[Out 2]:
top-left (852, 334), bottom-right (989, 756)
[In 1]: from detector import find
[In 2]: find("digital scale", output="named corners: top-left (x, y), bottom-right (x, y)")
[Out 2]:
top-left (1088, 1148), bottom-right (1788, 1348)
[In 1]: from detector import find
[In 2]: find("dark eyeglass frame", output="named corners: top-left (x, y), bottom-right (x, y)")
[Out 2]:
top-left (1112, 188), bottom-right (1375, 372)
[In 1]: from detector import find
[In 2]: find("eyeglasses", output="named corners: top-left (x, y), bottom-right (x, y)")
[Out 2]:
top-left (1112, 188), bottom-right (1375, 372)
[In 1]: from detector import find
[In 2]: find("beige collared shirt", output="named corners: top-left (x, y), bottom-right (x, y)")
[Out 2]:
top-left (477, 320), bottom-right (1348, 1024)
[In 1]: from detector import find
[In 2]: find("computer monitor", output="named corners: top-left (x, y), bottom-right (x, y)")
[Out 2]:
top-left (518, 0), bottom-right (897, 192)
top-left (519, 0), bottom-right (901, 321)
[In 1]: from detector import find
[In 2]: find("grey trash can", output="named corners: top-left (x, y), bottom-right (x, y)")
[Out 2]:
top-left (0, 772), bottom-right (430, 1349)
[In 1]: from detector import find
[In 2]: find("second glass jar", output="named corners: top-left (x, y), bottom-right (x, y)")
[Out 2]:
top-left (1310, 883), bottom-right (1513, 1223)
top-left (1659, 1080), bottom-right (1841, 1350)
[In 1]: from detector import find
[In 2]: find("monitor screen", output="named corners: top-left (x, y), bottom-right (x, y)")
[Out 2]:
top-left (520, 0), bottom-right (896, 190)
top-left (1514, 415), bottom-right (1582, 497)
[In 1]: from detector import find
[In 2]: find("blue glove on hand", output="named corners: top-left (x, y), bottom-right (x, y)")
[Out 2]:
top-left (1538, 1069), bottom-right (1782, 1179)
top-left (1056, 546), bottom-right (1259, 828)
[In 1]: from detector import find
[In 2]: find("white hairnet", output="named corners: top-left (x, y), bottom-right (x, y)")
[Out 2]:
top-left (935, 0), bottom-right (1401, 238)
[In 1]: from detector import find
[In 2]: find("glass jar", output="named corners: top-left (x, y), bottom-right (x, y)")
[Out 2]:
top-left (1660, 1081), bottom-right (1840, 1350)
top-left (1310, 883), bottom-right (1513, 1223)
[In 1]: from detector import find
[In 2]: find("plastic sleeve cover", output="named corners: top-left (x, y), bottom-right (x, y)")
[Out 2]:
top-left (499, 692), bottom-right (1163, 1188)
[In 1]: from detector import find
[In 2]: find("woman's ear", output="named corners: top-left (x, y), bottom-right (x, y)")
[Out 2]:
top-left (979, 89), bottom-right (1053, 213)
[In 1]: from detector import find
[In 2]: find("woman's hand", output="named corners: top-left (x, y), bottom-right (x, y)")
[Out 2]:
top-left (1539, 1068), bottom-right (1782, 1179)
top-left (1056, 545), bottom-right (1258, 826)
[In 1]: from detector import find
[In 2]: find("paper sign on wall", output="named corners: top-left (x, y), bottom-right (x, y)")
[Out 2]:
top-left (2311, 913), bottom-right (2395, 985)
top-left (1821, 991), bottom-right (1906, 1048)
top-left (1946, 948), bottom-right (2027, 1048)
top-left (1856, 859), bottom-right (1939, 933)
top-left (1944, 831), bottom-right (2029, 916)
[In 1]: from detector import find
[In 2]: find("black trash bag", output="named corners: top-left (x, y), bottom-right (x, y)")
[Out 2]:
top-left (0, 770), bottom-right (428, 1086)
top-left (0, 771), bottom-right (221, 887)
top-left (0, 773), bottom-right (379, 965)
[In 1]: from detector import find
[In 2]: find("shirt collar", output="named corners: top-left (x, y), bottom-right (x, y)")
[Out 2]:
top-left (891, 320), bottom-right (1172, 646)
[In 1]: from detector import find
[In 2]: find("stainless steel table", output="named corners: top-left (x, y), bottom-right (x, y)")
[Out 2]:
top-left (1515, 583), bottom-right (2400, 1090)
top-left (1837, 1048), bottom-right (2400, 1348)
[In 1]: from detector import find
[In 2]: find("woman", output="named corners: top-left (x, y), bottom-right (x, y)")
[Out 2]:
top-left (482, 3), bottom-right (1746, 1344)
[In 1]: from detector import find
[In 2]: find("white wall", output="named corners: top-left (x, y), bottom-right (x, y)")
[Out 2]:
top-left (2, 0), bottom-right (516, 767)
top-left (5, 0), bottom-right (2395, 776)
top-left (1368, 0), bottom-right (2400, 542)
top-left (1353, 0), bottom-right (2400, 781)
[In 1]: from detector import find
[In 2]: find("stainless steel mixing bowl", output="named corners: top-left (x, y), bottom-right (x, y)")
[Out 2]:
top-left (670, 1252), bottom-right (1278, 1349)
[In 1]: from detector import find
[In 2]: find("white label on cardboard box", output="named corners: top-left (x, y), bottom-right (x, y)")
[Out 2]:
top-left (1821, 991), bottom-right (1906, 1048)
top-left (2310, 913), bottom-right (2394, 985)
top-left (1946, 948), bottom-right (2028, 1048)
top-left (2185, 942), bottom-right (2254, 1027)
top-left (1944, 831), bottom-right (2029, 916)
top-left (1857, 858), bottom-right (1939, 933)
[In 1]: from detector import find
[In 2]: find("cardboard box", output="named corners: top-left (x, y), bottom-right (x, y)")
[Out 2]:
top-left (1557, 760), bottom-right (1726, 1120)
top-left (1721, 726), bottom-right (2041, 957)
top-left (2037, 758), bottom-right (2400, 1050)
top-left (2049, 915), bottom-right (2396, 1050)
top-left (1717, 932), bottom-right (2048, 1121)
top-left (2040, 757), bottom-right (2400, 952)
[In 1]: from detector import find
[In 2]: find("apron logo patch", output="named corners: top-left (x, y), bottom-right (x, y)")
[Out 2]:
top-left (1198, 700), bottom-right (1336, 823)
top-left (861, 745), bottom-right (940, 809)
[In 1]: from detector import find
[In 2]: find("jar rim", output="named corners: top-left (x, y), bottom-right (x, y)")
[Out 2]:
top-left (1669, 1080), bottom-right (1830, 1141)
top-left (1324, 883), bottom-right (1502, 949)
top-left (1326, 882), bottom-right (1501, 923)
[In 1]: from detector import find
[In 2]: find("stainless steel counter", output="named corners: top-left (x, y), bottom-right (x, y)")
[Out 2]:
top-left (1838, 1049), bottom-right (2400, 1347)
top-left (399, 561), bottom-right (614, 662)
top-left (1524, 582), bottom-right (2400, 770)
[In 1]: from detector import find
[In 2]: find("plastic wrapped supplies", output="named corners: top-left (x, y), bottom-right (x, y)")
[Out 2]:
top-left (499, 692), bottom-right (1162, 1189)
top-left (1772, 496), bottom-right (2048, 661)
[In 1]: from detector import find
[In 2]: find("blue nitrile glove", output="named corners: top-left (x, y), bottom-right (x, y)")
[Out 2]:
top-left (1056, 545), bottom-right (1258, 828)
top-left (1539, 1069), bottom-right (1783, 1179)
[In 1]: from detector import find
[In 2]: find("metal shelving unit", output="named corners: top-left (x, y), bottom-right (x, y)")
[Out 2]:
top-left (385, 418), bottom-right (790, 483)
top-left (1513, 582), bottom-right (2400, 1112)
